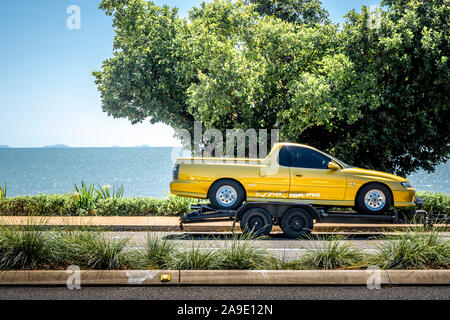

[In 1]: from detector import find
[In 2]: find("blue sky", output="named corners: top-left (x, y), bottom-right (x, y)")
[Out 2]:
top-left (0, 0), bottom-right (379, 147)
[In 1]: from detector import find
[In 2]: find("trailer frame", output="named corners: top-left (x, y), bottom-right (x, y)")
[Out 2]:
top-left (179, 197), bottom-right (447, 237)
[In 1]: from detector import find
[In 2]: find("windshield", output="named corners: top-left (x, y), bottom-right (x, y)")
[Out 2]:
top-left (318, 150), bottom-right (353, 168)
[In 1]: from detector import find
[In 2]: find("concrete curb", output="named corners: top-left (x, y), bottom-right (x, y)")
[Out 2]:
top-left (0, 270), bottom-right (180, 286)
top-left (0, 270), bottom-right (448, 286)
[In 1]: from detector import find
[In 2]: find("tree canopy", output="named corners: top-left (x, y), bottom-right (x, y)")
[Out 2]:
top-left (94, 0), bottom-right (449, 175)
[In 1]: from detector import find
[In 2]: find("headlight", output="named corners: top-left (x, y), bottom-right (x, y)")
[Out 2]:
top-left (401, 181), bottom-right (413, 188)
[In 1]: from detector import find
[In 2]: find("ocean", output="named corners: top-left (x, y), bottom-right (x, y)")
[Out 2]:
top-left (0, 148), bottom-right (448, 198)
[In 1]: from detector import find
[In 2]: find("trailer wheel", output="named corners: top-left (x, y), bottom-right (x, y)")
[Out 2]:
top-left (280, 208), bottom-right (313, 238)
top-left (240, 208), bottom-right (273, 237)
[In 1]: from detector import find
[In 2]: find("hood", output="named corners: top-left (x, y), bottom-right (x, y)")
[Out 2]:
top-left (344, 167), bottom-right (408, 182)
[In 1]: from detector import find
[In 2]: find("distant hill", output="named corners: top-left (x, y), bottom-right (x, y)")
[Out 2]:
top-left (42, 144), bottom-right (70, 148)
top-left (135, 144), bottom-right (150, 148)
top-left (0, 145), bottom-right (10, 148)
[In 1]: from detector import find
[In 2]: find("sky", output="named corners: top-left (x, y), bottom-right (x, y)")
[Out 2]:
top-left (0, 0), bottom-right (380, 148)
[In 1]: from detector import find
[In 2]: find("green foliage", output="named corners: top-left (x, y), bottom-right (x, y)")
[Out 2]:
top-left (369, 229), bottom-right (450, 269)
top-left (299, 237), bottom-right (366, 270)
top-left (0, 194), bottom-right (197, 216)
top-left (0, 224), bottom-right (61, 270)
top-left (95, 0), bottom-right (449, 175)
top-left (247, 0), bottom-right (329, 25)
top-left (418, 192), bottom-right (450, 215)
top-left (0, 182), bottom-right (6, 200)
top-left (216, 232), bottom-right (268, 269)
top-left (73, 182), bottom-right (99, 212)
top-left (137, 234), bottom-right (177, 269)
top-left (58, 231), bottom-right (133, 270)
top-left (0, 225), bottom-right (448, 270)
top-left (0, 192), bottom-right (447, 217)
top-left (96, 184), bottom-right (124, 199)
top-left (167, 244), bottom-right (219, 270)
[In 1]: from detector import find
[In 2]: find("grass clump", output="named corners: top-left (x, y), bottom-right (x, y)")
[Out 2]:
top-left (299, 237), bottom-right (366, 270)
top-left (0, 225), bottom-right (61, 270)
top-left (137, 234), bottom-right (177, 269)
top-left (166, 243), bottom-right (219, 270)
top-left (217, 233), bottom-right (268, 270)
top-left (58, 231), bottom-right (134, 270)
top-left (369, 229), bottom-right (450, 269)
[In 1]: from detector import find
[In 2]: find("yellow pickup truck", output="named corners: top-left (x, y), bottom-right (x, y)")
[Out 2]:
top-left (170, 143), bottom-right (415, 216)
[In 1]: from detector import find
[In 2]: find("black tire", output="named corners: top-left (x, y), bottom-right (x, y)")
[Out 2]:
top-left (240, 208), bottom-right (273, 237)
top-left (208, 179), bottom-right (245, 210)
top-left (354, 183), bottom-right (392, 214)
top-left (280, 208), bottom-right (313, 238)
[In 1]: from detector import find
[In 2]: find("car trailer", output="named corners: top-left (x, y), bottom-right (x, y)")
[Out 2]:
top-left (179, 197), bottom-right (448, 238)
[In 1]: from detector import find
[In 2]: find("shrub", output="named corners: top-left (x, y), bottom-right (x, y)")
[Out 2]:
top-left (137, 234), bottom-right (177, 269)
top-left (73, 182), bottom-right (99, 212)
top-left (96, 184), bottom-right (124, 199)
top-left (417, 192), bottom-right (450, 215)
top-left (217, 233), bottom-right (268, 270)
top-left (0, 224), bottom-right (62, 270)
top-left (299, 237), bottom-right (366, 270)
top-left (58, 231), bottom-right (133, 270)
top-left (0, 194), bottom-right (196, 216)
top-left (166, 244), bottom-right (219, 270)
top-left (0, 182), bottom-right (6, 200)
top-left (369, 229), bottom-right (450, 269)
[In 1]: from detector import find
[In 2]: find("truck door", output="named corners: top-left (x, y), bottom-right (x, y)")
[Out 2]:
top-left (285, 146), bottom-right (347, 200)
top-left (251, 146), bottom-right (291, 200)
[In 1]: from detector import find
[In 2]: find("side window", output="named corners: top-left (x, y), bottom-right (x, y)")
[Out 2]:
top-left (287, 146), bottom-right (331, 169)
top-left (278, 146), bottom-right (291, 167)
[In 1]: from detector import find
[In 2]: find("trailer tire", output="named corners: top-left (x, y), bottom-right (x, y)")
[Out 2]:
top-left (280, 208), bottom-right (313, 238)
top-left (240, 208), bottom-right (273, 237)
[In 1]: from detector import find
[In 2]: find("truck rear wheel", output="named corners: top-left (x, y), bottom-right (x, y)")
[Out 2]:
top-left (280, 208), bottom-right (313, 238)
top-left (209, 179), bottom-right (245, 210)
top-left (240, 208), bottom-right (273, 237)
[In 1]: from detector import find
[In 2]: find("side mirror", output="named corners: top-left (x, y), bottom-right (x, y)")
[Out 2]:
top-left (328, 162), bottom-right (340, 170)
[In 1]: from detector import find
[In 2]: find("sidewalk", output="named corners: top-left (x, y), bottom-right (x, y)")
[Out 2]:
top-left (0, 216), bottom-right (444, 232)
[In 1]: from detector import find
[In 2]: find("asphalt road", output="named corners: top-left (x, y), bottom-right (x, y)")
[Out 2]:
top-left (0, 285), bottom-right (448, 300)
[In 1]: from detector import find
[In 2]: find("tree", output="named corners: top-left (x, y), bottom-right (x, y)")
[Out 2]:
top-left (94, 0), bottom-right (449, 175)
top-left (93, 0), bottom-right (194, 131)
top-left (246, 0), bottom-right (330, 25)
top-left (282, 0), bottom-right (449, 175)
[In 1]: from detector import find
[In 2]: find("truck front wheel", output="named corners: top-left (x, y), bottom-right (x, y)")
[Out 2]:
top-left (209, 179), bottom-right (245, 210)
top-left (354, 183), bottom-right (392, 215)
top-left (280, 208), bottom-right (313, 238)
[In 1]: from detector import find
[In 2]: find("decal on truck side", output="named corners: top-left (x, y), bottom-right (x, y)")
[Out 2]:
top-left (256, 192), bottom-right (321, 199)
top-left (289, 193), bottom-right (321, 198)
top-left (256, 192), bottom-right (288, 198)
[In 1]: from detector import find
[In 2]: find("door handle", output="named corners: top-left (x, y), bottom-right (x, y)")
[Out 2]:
top-left (296, 174), bottom-right (303, 177)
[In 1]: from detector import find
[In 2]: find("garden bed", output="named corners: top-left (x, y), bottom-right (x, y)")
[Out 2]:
top-left (0, 225), bottom-right (448, 271)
